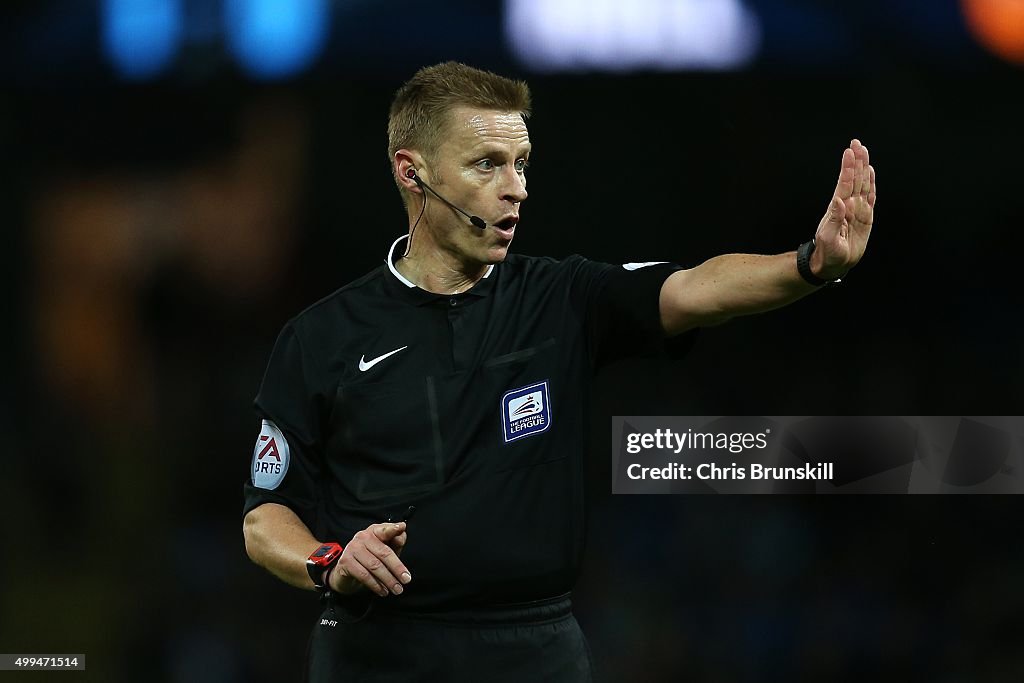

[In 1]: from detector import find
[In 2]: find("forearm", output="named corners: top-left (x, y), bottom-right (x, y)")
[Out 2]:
top-left (660, 251), bottom-right (818, 334)
top-left (243, 502), bottom-right (321, 591)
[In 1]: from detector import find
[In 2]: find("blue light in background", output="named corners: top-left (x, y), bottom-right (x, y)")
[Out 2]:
top-left (102, 0), bottom-right (184, 80)
top-left (224, 0), bottom-right (331, 80)
top-left (505, 0), bottom-right (761, 72)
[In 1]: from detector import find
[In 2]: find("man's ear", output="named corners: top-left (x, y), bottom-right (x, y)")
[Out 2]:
top-left (395, 150), bottom-right (424, 192)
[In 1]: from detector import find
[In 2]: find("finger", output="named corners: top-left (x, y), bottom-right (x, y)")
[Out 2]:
top-left (868, 165), bottom-right (877, 206)
top-left (350, 546), bottom-right (404, 596)
top-left (339, 552), bottom-right (390, 596)
top-left (356, 544), bottom-right (406, 594)
top-left (389, 531), bottom-right (408, 553)
top-left (852, 141), bottom-right (870, 197)
top-left (836, 148), bottom-right (855, 200)
top-left (364, 536), bottom-right (412, 586)
top-left (853, 154), bottom-right (866, 197)
top-left (851, 138), bottom-right (868, 162)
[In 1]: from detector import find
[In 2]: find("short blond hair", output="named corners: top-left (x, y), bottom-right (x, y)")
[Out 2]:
top-left (387, 62), bottom-right (532, 202)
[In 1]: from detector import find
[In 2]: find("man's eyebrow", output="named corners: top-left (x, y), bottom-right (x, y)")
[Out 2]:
top-left (467, 143), bottom-right (532, 158)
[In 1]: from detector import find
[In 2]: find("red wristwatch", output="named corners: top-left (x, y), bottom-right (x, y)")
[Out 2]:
top-left (306, 542), bottom-right (344, 591)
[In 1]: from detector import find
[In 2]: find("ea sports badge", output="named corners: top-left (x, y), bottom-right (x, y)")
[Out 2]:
top-left (501, 380), bottom-right (552, 443)
top-left (252, 419), bottom-right (290, 490)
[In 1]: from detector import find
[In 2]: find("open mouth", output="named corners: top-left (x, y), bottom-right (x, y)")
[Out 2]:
top-left (493, 216), bottom-right (518, 231)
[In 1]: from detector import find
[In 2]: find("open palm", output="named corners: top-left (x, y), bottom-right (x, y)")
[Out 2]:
top-left (814, 139), bottom-right (876, 278)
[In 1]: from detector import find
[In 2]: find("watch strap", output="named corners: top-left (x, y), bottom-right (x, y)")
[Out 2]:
top-left (307, 562), bottom-right (329, 591)
top-left (797, 239), bottom-right (832, 286)
top-left (306, 542), bottom-right (344, 591)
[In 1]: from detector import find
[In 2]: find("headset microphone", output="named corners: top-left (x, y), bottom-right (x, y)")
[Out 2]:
top-left (407, 169), bottom-right (487, 229)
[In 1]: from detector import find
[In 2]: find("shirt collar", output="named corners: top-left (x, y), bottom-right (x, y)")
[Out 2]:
top-left (385, 235), bottom-right (496, 303)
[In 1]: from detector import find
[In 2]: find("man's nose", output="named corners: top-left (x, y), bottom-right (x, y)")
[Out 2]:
top-left (499, 166), bottom-right (528, 204)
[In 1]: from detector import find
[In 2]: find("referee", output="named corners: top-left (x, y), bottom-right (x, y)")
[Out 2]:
top-left (242, 62), bottom-right (877, 681)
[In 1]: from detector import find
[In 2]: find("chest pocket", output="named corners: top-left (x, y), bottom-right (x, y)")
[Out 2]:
top-left (480, 337), bottom-right (564, 472)
top-left (330, 376), bottom-right (444, 503)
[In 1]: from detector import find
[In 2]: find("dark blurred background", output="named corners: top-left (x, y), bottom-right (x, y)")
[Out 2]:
top-left (2, 0), bottom-right (1023, 681)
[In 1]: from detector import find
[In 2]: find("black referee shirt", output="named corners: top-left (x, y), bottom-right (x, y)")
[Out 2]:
top-left (244, 236), bottom-right (680, 611)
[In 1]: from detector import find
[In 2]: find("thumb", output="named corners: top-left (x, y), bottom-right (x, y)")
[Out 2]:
top-left (374, 521), bottom-right (406, 540)
top-left (390, 531), bottom-right (408, 553)
top-left (826, 196), bottom-right (846, 225)
top-left (818, 196), bottom-right (845, 239)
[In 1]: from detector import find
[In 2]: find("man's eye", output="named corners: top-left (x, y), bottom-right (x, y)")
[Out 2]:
top-left (515, 159), bottom-right (529, 172)
top-left (477, 159), bottom-right (494, 170)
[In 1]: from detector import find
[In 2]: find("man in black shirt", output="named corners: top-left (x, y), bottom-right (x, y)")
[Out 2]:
top-left (242, 62), bottom-right (876, 681)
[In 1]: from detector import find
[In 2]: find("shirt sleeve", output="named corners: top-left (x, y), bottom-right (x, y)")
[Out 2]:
top-left (242, 321), bottom-right (325, 533)
top-left (568, 256), bottom-right (693, 368)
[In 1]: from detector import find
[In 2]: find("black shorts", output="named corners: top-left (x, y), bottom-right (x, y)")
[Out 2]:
top-left (307, 593), bottom-right (594, 683)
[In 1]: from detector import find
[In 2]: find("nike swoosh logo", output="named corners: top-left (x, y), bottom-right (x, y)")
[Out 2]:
top-left (358, 346), bottom-right (409, 372)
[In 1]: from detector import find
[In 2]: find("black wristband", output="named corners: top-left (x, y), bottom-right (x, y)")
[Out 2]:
top-left (796, 239), bottom-right (834, 286)
top-left (307, 562), bottom-right (330, 591)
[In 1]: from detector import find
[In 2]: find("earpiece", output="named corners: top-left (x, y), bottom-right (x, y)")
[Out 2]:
top-left (406, 168), bottom-right (417, 180)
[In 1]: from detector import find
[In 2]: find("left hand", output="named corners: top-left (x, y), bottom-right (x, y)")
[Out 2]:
top-left (811, 139), bottom-right (876, 280)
